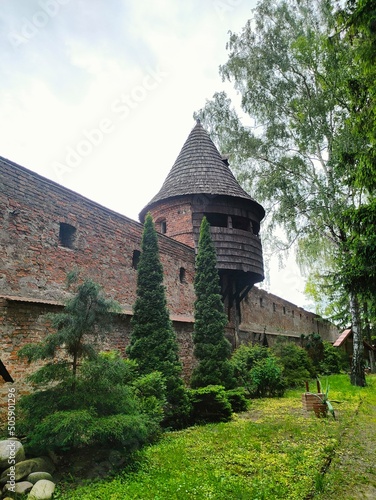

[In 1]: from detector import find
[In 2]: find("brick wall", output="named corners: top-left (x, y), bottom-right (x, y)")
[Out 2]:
top-left (0, 158), bottom-right (196, 316)
top-left (0, 158), bottom-right (340, 423)
top-left (0, 298), bottom-right (195, 421)
top-left (240, 286), bottom-right (339, 344)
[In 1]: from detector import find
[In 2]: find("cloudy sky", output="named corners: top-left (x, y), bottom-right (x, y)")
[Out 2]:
top-left (0, 0), bottom-right (309, 308)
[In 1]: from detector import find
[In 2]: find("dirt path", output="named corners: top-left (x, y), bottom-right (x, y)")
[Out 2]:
top-left (315, 398), bottom-right (376, 499)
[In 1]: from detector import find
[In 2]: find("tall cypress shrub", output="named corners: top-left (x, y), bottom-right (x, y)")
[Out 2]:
top-left (190, 217), bottom-right (235, 389)
top-left (127, 213), bottom-right (190, 428)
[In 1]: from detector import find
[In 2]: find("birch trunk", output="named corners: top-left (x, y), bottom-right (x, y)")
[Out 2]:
top-left (350, 292), bottom-right (366, 386)
top-left (363, 302), bottom-right (376, 373)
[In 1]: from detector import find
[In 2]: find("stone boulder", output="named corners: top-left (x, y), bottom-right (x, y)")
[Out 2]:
top-left (0, 439), bottom-right (25, 470)
top-left (2, 480), bottom-right (33, 496)
top-left (0, 456), bottom-right (55, 485)
top-left (27, 471), bottom-right (54, 484)
top-left (28, 479), bottom-right (56, 500)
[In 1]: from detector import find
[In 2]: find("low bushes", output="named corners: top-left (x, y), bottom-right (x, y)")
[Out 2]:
top-left (272, 339), bottom-right (316, 387)
top-left (18, 352), bottom-right (165, 455)
top-left (225, 388), bottom-right (249, 412)
top-left (230, 345), bottom-right (286, 397)
top-left (187, 385), bottom-right (233, 425)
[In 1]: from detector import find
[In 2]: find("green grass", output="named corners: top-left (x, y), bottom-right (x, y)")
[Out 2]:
top-left (55, 375), bottom-right (376, 500)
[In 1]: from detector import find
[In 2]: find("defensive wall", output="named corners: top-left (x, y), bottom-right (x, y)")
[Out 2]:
top-left (0, 157), bottom-right (338, 415)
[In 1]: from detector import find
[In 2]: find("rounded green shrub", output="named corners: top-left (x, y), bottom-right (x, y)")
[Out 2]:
top-left (272, 339), bottom-right (316, 388)
top-left (188, 385), bottom-right (233, 425)
top-left (225, 388), bottom-right (249, 412)
top-left (319, 341), bottom-right (347, 374)
top-left (230, 344), bottom-right (285, 398)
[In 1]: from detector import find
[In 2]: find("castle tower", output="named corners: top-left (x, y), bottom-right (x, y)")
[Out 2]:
top-left (139, 120), bottom-right (265, 345)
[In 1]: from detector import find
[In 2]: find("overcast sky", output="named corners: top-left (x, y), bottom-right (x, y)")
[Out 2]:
top-left (0, 0), bottom-right (310, 309)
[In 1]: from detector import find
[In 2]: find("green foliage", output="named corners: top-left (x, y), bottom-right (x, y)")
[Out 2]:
top-left (18, 275), bottom-right (121, 382)
top-left (16, 277), bottom-right (163, 455)
top-left (339, 0), bottom-right (376, 194)
top-left (272, 338), bottom-right (316, 388)
top-left (196, 0), bottom-right (374, 386)
top-left (230, 344), bottom-right (285, 397)
top-left (337, 201), bottom-right (376, 299)
top-left (319, 341), bottom-right (348, 375)
top-left (57, 375), bottom-right (376, 500)
top-left (190, 217), bottom-right (235, 389)
top-left (248, 356), bottom-right (286, 398)
top-left (18, 352), bottom-right (165, 455)
top-left (127, 213), bottom-right (190, 429)
top-left (28, 410), bottom-right (95, 451)
top-left (225, 388), bottom-right (249, 413)
top-left (188, 385), bottom-right (233, 425)
top-left (197, 0), bottom-right (355, 251)
top-left (301, 333), bottom-right (324, 367)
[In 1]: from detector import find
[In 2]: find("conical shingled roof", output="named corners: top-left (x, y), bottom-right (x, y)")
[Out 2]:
top-left (140, 120), bottom-right (264, 219)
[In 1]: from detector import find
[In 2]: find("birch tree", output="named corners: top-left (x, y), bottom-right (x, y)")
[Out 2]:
top-left (196, 0), bottom-right (368, 385)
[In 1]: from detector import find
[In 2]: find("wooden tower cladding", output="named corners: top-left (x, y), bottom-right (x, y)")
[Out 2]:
top-left (140, 120), bottom-right (265, 346)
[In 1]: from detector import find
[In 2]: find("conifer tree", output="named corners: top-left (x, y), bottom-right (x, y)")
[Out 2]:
top-left (190, 217), bottom-right (235, 389)
top-left (127, 213), bottom-right (190, 428)
top-left (19, 273), bottom-right (120, 389)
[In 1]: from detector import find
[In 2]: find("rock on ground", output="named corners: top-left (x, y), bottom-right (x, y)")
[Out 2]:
top-left (27, 471), bottom-right (54, 484)
top-left (28, 479), bottom-right (56, 500)
top-left (0, 439), bottom-right (25, 470)
top-left (0, 456), bottom-right (55, 484)
top-left (2, 480), bottom-right (33, 495)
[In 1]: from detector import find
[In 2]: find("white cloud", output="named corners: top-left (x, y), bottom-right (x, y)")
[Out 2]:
top-left (0, 0), bottom-right (309, 307)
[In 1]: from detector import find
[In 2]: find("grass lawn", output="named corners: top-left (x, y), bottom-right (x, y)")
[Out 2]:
top-left (55, 374), bottom-right (376, 499)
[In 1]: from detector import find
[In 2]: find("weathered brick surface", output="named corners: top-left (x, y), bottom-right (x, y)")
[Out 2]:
top-left (0, 159), bottom-right (196, 314)
top-left (148, 198), bottom-right (195, 248)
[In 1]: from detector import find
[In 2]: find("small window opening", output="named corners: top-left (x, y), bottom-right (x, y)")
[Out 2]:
top-left (160, 220), bottom-right (167, 234)
top-left (273, 302), bottom-right (276, 312)
top-left (283, 306), bottom-right (286, 314)
top-left (292, 310), bottom-right (295, 317)
top-left (232, 215), bottom-right (251, 231)
top-left (132, 250), bottom-right (141, 269)
top-left (259, 297), bottom-right (264, 308)
top-left (204, 213), bottom-right (228, 228)
top-left (59, 223), bottom-right (76, 249)
top-left (251, 221), bottom-right (260, 236)
top-left (179, 267), bottom-right (186, 283)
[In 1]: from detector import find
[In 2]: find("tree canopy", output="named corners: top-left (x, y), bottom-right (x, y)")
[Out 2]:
top-left (196, 0), bottom-right (375, 385)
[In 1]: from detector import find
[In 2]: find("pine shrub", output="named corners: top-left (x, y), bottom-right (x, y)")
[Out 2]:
top-left (188, 385), bottom-right (233, 425)
top-left (190, 217), bottom-right (236, 389)
top-left (127, 213), bottom-right (191, 429)
top-left (18, 352), bottom-right (165, 455)
top-left (225, 388), bottom-right (249, 412)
